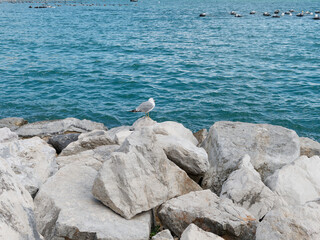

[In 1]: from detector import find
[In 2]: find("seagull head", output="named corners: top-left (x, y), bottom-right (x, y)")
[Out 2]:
top-left (148, 98), bottom-right (155, 104)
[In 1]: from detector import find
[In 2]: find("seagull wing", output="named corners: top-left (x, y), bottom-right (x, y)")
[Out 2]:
top-left (136, 101), bottom-right (154, 113)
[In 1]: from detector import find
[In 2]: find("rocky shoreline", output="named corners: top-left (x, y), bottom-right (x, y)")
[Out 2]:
top-left (0, 116), bottom-right (320, 240)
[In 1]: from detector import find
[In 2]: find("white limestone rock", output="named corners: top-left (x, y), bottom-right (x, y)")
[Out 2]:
top-left (256, 199), bottom-right (320, 240)
top-left (0, 134), bottom-right (57, 196)
top-left (300, 137), bottom-right (320, 157)
top-left (92, 128), bottom-right (201, 220)
top-left (0, 127), bottom-right (19, 143)
top-left (202, 121), bottom-right (300, 193)
top-left (16, 118), bottom-right (107, 138)
top-left (151, 229), bottom-right (174, 240)
top-left (220, 155), bottom-right (277, 220)
top-left (266, 155), bottom-right (320, 206)
top-left (57, 145), bottom-right (119, 170)
top-left (0, 159), bottom-right (42, 240)
top-left (34, 163), bottom-right (152, 240)
top-left (0, 117), bottom-right (28, 131)
top-left (157, 135), bottom-right (209, 175)
top-left (158, 190), bottom-right (257, 239)
top-left (180, 224), bottom-right (224, 240)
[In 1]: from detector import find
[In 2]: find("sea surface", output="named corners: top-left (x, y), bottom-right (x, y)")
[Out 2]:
top-left (0, 0), bottom-right (319, 141)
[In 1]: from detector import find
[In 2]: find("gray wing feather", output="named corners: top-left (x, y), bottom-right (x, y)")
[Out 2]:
top-left (136, 101), bottom-right (154, 112)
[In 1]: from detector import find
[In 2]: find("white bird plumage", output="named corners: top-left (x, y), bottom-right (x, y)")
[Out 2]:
top-left (130, 98), bottom-right (155, 118)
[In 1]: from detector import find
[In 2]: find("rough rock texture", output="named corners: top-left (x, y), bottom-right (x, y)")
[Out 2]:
top-left (0, 129), bottom-right (57, 196)
top-left (34, 163), bottom-right (152, 240)
top-left (202, 121), bottom-right (300, 193)
top-left (220, 155), bottom-right (277, 220)
top-left (60, 128), bottom-right (127, 156)
top-left (266, 155), bottom-right (320, 206)
top-left (158, 190), bottom-right (257, 239)
top-left (180, 224), bottom-right (224, 240)
top-left (0, 159), bottom-right (42, 240)
top-left (0, 127), bottom-right (19, 143)
top-left (92, 128), bottom-right (201, 219)
top-left (57, 145), bottom-right (119, 170)
top-left (0, 117), bottom-right (28, 131)
top-left (256, 199), bottom-right (320, 240)
top-left (151, 229), bottom-right (174, 240)
top-left (300, 137), bottom-right (320, 157)
top-left (16, 118), bottom-right (107, 138)
top-left (48, 133), bottom-right (80, 154)
top-left (157, 135), bottom-right (209, 175)
top-left (193, 129), bottom-right (208, 146)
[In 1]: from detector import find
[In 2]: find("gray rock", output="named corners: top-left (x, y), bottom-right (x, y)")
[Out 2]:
top-left (193, 129), bottom-right (208, 146)
top-left (256, 199), bottom-right (320, 240)
top-left (202, 121), bottom-right (300, 194)
top-left (266, 155), bottom-right (320, 206)
top-left (57, 145), bottom-right (119, 170)
top-left (0, 117), bottom-right (28, 131)
top-left (0, 127), bottom-right (19, 143)
top-left (220, 155), bottom-right (277, 220)
top-left (300, 137), bottom-right (320, 157)
top-left (180, 224), bottom-right (224, 240)
top-left (157, 135), bottom-right (209, 175)
top-left (34, 163), bottom-right (152, 240)
top-left (92, 128), bottom-right (201, 220)
top-left (158, 190), bottom-right (257, 239)
top-left (16, 118), bottom-right (107, 138)
top-left (48, 133), bottom-right (80, 154)
top-left (0, 130), bottom-right (57, 196)
top-left (151, 229), bottom-right (174, 240)
top-left (0, 158), bottom-right (42, 240)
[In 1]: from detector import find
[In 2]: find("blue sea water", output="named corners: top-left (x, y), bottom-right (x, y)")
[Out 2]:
top-left (0, 0), bottom-right (319, 141)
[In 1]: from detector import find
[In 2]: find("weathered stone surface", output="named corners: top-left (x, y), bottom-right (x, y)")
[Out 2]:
top-left (151, 229), bottom-right (174, 240)
top-left (256, 199), bottom-right (320, 240)
top-left (300, 137), bottom-right (320, 157)
top-left (60, 128), bottom-right (126, 156)
top-left (0, 132), bottom-right (57, 196)
top-left (131, 117), bottom-right (157, 131)
top-left (202, 121), bottom-right (300, 193)
top-left (180, 224), bottom-right (224, 240)
top-left (157, 135), bottom-right (209, 175)
top-left (16, 118), bottom-right (107, 138)
top-left (0, 127), bottom-right (19, 143)
top-left (0, 159), bottom-right (42, 240)
top-left (0, 117), bottom-right (28, 131)
top-left (193, 129), bottom-right (208, 146)
top-left (92, 128), bottom-right (201, 219)
top-left (34, 163), bottom-right (152, 240)
top-left (57, 145), bottom-right (119, 170)
top-left (106, 126), bottom-right (133, 145)
top-left (158, 190), bottom-right (257, 239)
top-left (48, 133), bottom-right (80, 154)
top-left (266, 155), bottom-right (320, 206)
top-left (220, 155), bottom-right (277, 220)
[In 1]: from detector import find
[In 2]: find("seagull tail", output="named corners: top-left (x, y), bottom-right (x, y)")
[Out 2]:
top-left (130, 109), bottom-right (138, 112)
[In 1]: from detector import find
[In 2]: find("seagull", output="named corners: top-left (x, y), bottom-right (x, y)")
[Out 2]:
top-left (130, 98), bottom-right (155, 118)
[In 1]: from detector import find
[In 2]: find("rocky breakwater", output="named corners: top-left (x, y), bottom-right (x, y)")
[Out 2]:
top-left (0, 116), bottom-right (320, 239)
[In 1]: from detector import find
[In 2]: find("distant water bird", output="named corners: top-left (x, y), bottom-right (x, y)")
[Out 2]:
top-left (272, 14), bottom-right (280, 18)
top-left (289, 9), bottom-right (295, 12)
top-left (274, 9), bottom-right (280, 14)
top-left (29, 5), bottom-right (32, 8)
top-left (230, 11), bottom-right (236, 15)
top-left (263, 12), bottom-right (271, 16)
top-left (235, 14), bottom-right (242, 17)
top-left (315, 11), bottom-right (320, 14)
top-left (130, 98), bottom-right (155, 118)
top-left (281, 12), bottom-right (285, 16)
top-left (305, 11), bottom-right (310, 14)
top-left (250, 11), bottom-right (256, 14)
top-left (130, 0), bottom-right (138, 2)
top-left (314, 14), bottom-right (320, 20)
top-left (296, 12), bottom-right (304, 17)
top-left (285, 11), bottom-right (291, 15)
top-left (199, 13), bottom-right (207, 17)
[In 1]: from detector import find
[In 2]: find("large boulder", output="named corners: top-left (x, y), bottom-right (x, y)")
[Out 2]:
top-left (57, 145), bottom-right (119, 170)
top-left (151, 229), bottom-right (174, 240)
top-left (158, 190), bottom-right (257, 239)
top-left (48, 133), bottom-right (80, 154)
top-left (0, 159), bottom-right (42, 239)
top-left (0, 129), bottom-right (57, 196)
top-left (16, 118), bottom-right (106, 138)
top-left (256, 199), bottom-right (320, 240)
top-left (220, 155), bottom-right (277, 220)
top-left (180, 224), bottom-right (224, 240)
top-left (34, 163), bottom-right (152, 240)
top-left (0, 127), bottom-right (19, 143)
top-left (157, 135), bottom-right (209, 175)
top-left (202, 121), bottom-right (300, 193)
top-left (300, 137), bottom-right (320, 157)
top-left (92, 128), bottom-right (201, 219)
top-left (0, 117), bottom-right (28, 131)
top-left (266, 155), bottom-right (320, 206)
